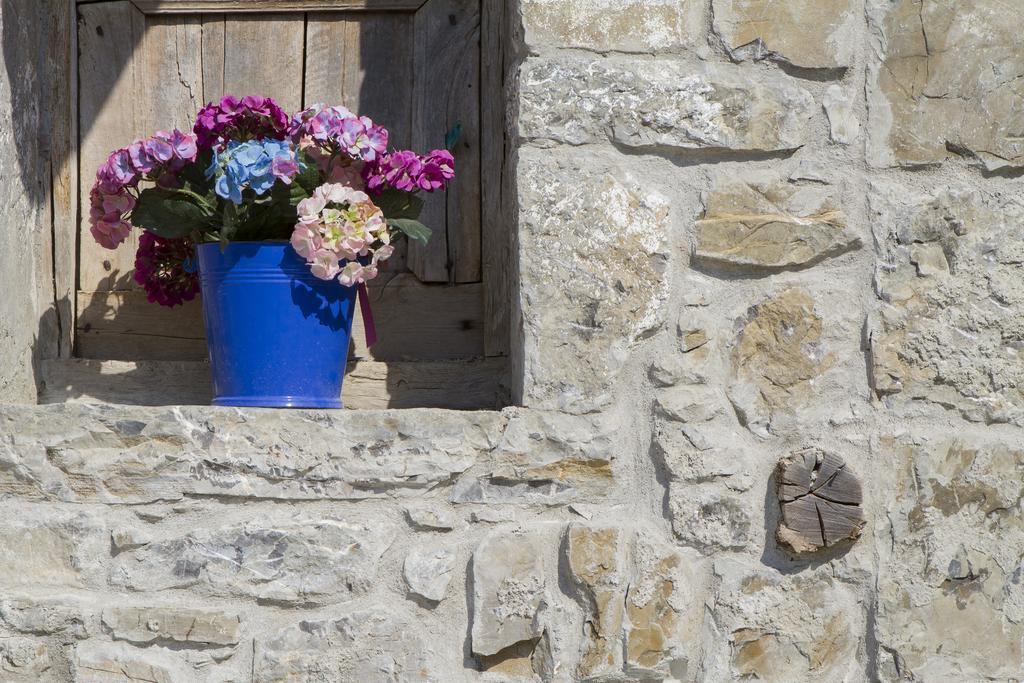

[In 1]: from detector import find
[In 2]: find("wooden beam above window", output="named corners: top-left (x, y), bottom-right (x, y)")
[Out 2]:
top-left (127, 0), bottom-right (427, 14)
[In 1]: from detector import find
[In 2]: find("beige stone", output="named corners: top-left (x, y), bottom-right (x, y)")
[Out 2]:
top-left (471, 528), bottom-right (548, 658)
top-left (709, 560), bottom-right (862, 682)
top-left (101, 607), bottom-right (241, 647)
top-left (868, 0), bottom-right (1024, 170)
top-left (822, 85), bottom-right (860, 144)
top-left (694, 178), bottom-right (858, 272)
top-left (522, 0), bottom-right (702, 53)
top-left (255, 609), bottom-right (438, 682)
top-left (874, 432), bottom-right (1024, 680)
top-left (869, 183), bottom-right (1024, 425)
top-left (0, 637), bottom-right (52, 680)
top-left (624, 531), bottom-right (708, 678)
top-left (520, 57), bottom-right (816, 152)
top-left (729, 288), bottom-right (834, 433)
top-left (712, 0), bottom-right (859, 69)
top-left (109, 515), bottom-right (395, 605)
top-left (518, 150), bottom-right (670, 412)
top-left (74, 642), bottom-right (192, 682)
top-left (403, 547), bottom-right (456, 603)
top-left (565, 524), bottom-right (628, 679)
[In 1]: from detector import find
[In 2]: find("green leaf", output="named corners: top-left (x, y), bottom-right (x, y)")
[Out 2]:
top-left (388, 218), bottom-right (432, 244)
top-left (131, 188), bottom-right (213, 239)
top-left (375, 189), bottom-right (424, 220)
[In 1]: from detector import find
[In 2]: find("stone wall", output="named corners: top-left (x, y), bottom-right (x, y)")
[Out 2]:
top-left (2, 0), bottom-right (1024, 681)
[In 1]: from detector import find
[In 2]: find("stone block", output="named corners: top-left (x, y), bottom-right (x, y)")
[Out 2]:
top-left (867, 0), bottom-right (1024, 170)
top-left (403, 547), bottom-right (456, 603)
top-left (453, 409), bottom-right (617, 504)
top-left (101, 606), bottom-right (241, 647)
top-left (0, 509), bottom-right (106, 590)
top-left (74, 642), bottom-right (194, 682)
top-left (522, 0), bottom-right (703, 53)
top-left (694, 176), bottom-right (858, 273)
top-left (0, 404), bottom-right (504, 503)
top-left (0, 637), bottom-right (53, 680)
top-left (520, 57), bottom-right (816, 152)
top-left (471, 528), bottom-right (550, 658)
top-left (712, 0), bottom-right (859, 69)
top-left (517, 149), bottom-right (670, 413)
top-left (869, 182), bottom-right (1024, 425)
top-left (873, 432), bottom-right (1024, 680)
top-left (109, 515), bottom-right (394, 605)
top-left (255, 610), bottom-right (436, 682)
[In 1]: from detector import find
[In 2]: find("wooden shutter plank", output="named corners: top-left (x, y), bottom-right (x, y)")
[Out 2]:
top-left (134, 0), bottom-right (427, 13)
top-left (50, 0), bottom-right (78, 358)
top-left (304, 12), bottom-right (415, 272)
top-left (42, 357), bottom-right (502, 410)
top-left (409, 0), bottom-right (482, 283)
top-left (200, 14), bottom-right (226, 103)
top-left (480, 0), bottom-right (509, 356)
top-left (217, 14), bottom-right (305, 111)
top-left (76, 276), bottom-right (484, 361)
top-left (78, 2), bottom-right (145, 293)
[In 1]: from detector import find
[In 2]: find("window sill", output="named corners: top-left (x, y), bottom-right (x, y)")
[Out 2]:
top-left (0, 401), bottom-right (615, 506)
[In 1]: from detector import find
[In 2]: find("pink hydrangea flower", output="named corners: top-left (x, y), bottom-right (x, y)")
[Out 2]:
top-left (88, 129), bottom-right (198, 252)
top-left (289, 104), bottom-right (388, 162)
top-left (292, 182), bottom-right (393, 285)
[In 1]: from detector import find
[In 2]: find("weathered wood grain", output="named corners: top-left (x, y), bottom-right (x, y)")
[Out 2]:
top-left (41, 357), bottom-right (503, 409)
top-left (48, 0), bottom-right (78, 358)
top-left (132, 0), bottom-right (427, 13)
top-left (776, 449), bottom-right (865, 554)
top-left (408, 0), bottom-right (481, 283)
top-left (76, 276), bottom-right (484, 361)
top-left (215, 13), bottom-right (305, 110)
top-left (479, 0), bottom-right (511, 356)
top-left (77, 2), bottom-right (146, 293)
top-left (304, 11), bottom-right (415, 271)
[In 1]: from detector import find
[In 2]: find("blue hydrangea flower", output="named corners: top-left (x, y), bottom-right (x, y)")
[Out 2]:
top-left (205, 138), bottom-right (301, 205)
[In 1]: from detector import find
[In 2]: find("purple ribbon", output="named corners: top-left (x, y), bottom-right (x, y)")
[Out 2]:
top-left (357, 282), bottom-right (377, 348)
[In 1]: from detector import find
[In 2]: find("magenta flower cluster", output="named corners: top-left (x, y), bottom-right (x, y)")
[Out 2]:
top-left (133, 232), bottom-right (200, 307)
top-left (194, 95), bottom-right (289, 150)
top-left (90, 95), bottom-right (457, 306)
top-left (289, 104), bottom-right (388, 162)
top-left (89, 129), bottom-right (198, 249)
top-left (363, 149), bottom-right (455, 194)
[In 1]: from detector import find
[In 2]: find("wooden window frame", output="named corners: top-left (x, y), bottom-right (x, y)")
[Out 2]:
top-left (44, 0), bottom-right (517, 407)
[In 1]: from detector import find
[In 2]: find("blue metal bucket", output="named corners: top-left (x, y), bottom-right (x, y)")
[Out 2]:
top-left (196, 242), bottom-right (357, 408)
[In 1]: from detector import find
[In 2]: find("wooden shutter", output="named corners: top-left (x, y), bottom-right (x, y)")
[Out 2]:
top-left (76, 0), bottom-right (486, 364)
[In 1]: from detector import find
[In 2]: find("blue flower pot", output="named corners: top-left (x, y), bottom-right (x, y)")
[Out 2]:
top-left (196, 242), bottom-right (357, 408)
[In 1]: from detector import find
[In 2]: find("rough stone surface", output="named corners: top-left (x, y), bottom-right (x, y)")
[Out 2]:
top-left (728, 288), bottom-right (834, 435)
top-left (706, 559), bottom-right (865, 681)
top-left (870, 183), bottom-right (1024, 425)
top-left (874, 432), bottom-right (1024, 680)
top-left (520, 57), bottom-right (816, 153)
top-left (822, 84), bottom-right (860, 144)
top-left (522, 0), bottom-right (703, 54)
top-left (868, 0), bottom-right (1024, 170)
top-left (255, 610), bottom-right (438, 682)
top-left (109, 515), bottom-right (395, 605)
top-left (101, 607), bottom-right (241, 647)
top-left (2, 1), bottom-right (1022, 680)
top-left (712, 0), bottom-right (859, 69)
top-left (518, 150), bottom-right (670, 413)
top-left (471, 528), bottom-right (549, 658)
top-left (564, 524), bottom-right (628, 679)
top-left (693, 176), bottom-right (858, 273)
top-left (403, 547), bottom-right (457, 603)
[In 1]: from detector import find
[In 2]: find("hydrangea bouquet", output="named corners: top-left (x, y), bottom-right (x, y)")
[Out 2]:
top-left (89, 95), bottom-right (454, 307)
